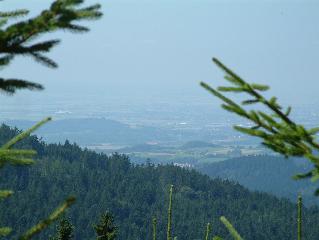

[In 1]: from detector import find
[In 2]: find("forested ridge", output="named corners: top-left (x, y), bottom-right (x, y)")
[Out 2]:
top-left (1, 125), bottom-right (319, 239)
top-left (198, 156), bottom-right (318, 206)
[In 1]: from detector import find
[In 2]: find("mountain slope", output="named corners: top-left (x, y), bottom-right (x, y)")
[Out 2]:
top-left (197, 156), bottom-right (318, 206)
top-left (0, 125), bottom-right (319, 239)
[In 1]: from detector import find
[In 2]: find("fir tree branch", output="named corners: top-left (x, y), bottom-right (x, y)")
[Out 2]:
top-left (205, 223), bottom-right (211, 240)
top-left (167, 185), bottom-right (173, 240)
top-left (0, 0), bottom-right (102, 94)
top-left (212, 237), bottom-right (223, 240)
top-left (0, 78), bottom-right (43, 94)
top-left (220, 216), bottom-right (243, 240)
top-left (0, 9), bottom-right (29, 18)
top-left (0, 227), bottom-right (12, 237)
top-left (152, 217), bottom-right (157, 240)
top-left (2, 117), bottom-right (51, 149)
top-left (18, 196), bottom-right (76, 240)
top-left (0, 190), bottom-right (13, 199)
top-left (201, 58), bottom-right (319, 194)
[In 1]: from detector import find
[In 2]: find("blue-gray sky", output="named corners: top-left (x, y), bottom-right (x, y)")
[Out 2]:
top-left (1, 0), bottom-right (319, 115)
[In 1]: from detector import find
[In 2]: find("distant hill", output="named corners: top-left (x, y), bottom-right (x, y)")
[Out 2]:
top-left (197, 156), bottom-right (318, 206)
top-left (4, 119), bottom-right (224, 147)
top-left (4, 118), bottom-right (173, 145)
top-left (1, 125), bottom-right (319, 239)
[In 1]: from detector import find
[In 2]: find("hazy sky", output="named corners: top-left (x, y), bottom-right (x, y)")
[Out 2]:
top-left (1, 0), bottom-right (319, 114)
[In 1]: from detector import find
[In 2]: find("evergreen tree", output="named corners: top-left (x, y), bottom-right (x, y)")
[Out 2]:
top-left (297, 195), bottom-right (303, 240)
top-left (52, 218), bottom-right (74, 240)
top-left (93, 212), bottom-right (118, 240)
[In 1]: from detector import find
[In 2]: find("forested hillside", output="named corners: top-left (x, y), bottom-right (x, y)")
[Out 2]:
top-left (197, 156), bottom-right (318, 206)
top-left (1, 125), bottom-right (319, 239)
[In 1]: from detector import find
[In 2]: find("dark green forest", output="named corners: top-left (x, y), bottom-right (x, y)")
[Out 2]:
top-left (198, 156), bottom-right (318, 206)
top-left (1, 125), bottom-right (319, 239)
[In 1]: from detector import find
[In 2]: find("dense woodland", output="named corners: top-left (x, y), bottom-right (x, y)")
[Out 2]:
top-left (198, 156), bottom-right (318, 206)
top-left (1, 125), bottom-right (319, 239)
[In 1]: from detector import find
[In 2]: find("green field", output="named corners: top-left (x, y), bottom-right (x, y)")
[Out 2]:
top-left (92, 141), bottom-right (270, 165)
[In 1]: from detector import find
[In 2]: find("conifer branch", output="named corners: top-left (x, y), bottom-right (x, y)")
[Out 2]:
top-left (0, 1), bottom-right (102, 238)
top-left (220, 216), bottom-right (243, 240)
top-left (205, 223), bottom-right (211, 240)
top-left (0, 117), bottom-right (53, 237)
top-left (201, 58), bottom-right (319, 195)
top-left (18, 196), bottom-right (76, 240)
top-left (152, 217), bottom-right (157, 240)
top-left (167, 185), bottom-right (173, 240)
top-left (212, 237), bottom-right (223, 240)
top-left (0, 78), bottom-right (43, 94)
top-left (0, 227), bottom-right (12, 237)
top-left (0, 190), bottom-right (13, 199)
top-left (0, 0), bottom-right (102, 94)
top-left (0, 118), bottom-right (49, 168)
top-left (2, 117), bottom-right (51, 149)
top-left (0, 9), bottom-right (29, 18)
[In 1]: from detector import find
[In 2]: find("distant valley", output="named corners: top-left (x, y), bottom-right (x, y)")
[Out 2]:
top-left (3, 118), bottom-right (319, 207)
top-left (4, 117), bottom-right (265, 150)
